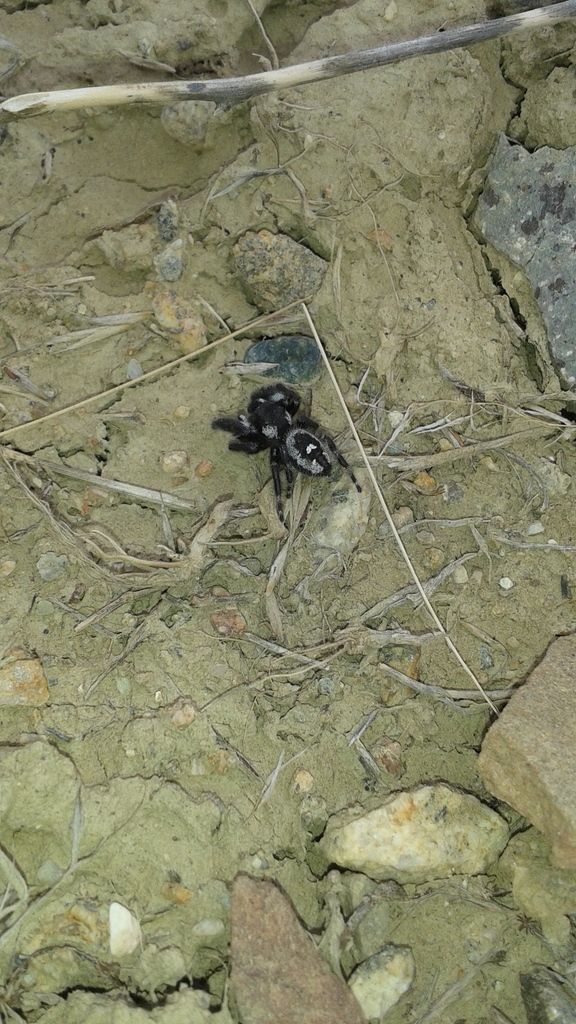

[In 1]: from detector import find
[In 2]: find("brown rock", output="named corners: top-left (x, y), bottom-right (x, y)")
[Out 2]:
top-left (0, 649), bottom-right (50, 706)
top-left (478, 635), bottom-right (576, 868)
top-left (232, 230), bottom-right (327, 311)
top-left (230, 875), bottom-right (366, 1024)
top-left (209, 608), bottom-right (247, 637)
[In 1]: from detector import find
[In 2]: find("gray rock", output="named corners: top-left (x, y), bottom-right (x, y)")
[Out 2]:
top-left (126, 359), bottom-right (143, 380)
top-left (478, 634), bottom-right (576, 868)
top-left (233, 229), bottom-right (327, 312)
top-left (475, 135), bottom-right (576, 386)
top-left (154, 239), bottom-right (184, 281)
top-left (156, 199), bottom-right (179, 242)
top-left (160, 101), bottom-right (217, 147)
top-left (36, 551), bottom-right (68, 581)
top-left (244, 335), bottom-right (321, 384)
top-left (521, 965), bottom-right (576, 1024)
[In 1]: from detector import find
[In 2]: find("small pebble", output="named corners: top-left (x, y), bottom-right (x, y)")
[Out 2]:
top-left (36, 551), bottom-right (67, 581)
top-left (194, 458), bottom-right (213, 477)
top-left (152, 290), bottom-right (207, 354)
top-left (499, 576), bottom-right (514, 590)
top-left (35, 598), bottom-right (55, 617)
top-left (415, 529), bottom-right (436, 545)
top-left (527, 521), bottom-right (544, 535)
top-left (453, 564), bottom-right (469, 585)
top-left (154, 239), bottom-right (184, 281)
top-left (412, 470), bottom-right (437, 494)
top-left (191, 918), bottom-right (225, 937)
top-left (160, 696), bottom-right (197, 729)
top-left (0, 560), bottom-right (16, 577)
top-left (291, 768), bottom-right (314, 794)
top-left (95, 224), bottom-right (153, 271)
top-left (209, 608), bottom-right (247, 637)
top-left (160, 100), bottom-right (217, 147)
top-left (161, 881), bottom-right (192, 905)
top-left (160, 450), bottom-right (189, 474)
top-left (172, 405), bottom-right (190, 420)
top-left (535, 457), bottom-right (571, 497)
top-left (318, 676), bottom-right (335, 695)
top-left (109, 902), bottom-right (141, 957)
top-left (371, 736), bottom-right (403, 776)
top-left (126, 359), bottom-right (143, 380)
top-left (156, 199), bottom-right (179, 242)
top-left (36, 859), bottom-right (64, 885)
top-left (388, 410), bottom-right (405, 429)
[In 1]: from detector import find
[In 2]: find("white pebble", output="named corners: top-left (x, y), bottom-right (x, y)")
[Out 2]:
top-left (526, 521), bottom-right (544, 535)
top-left (349, 946), bottom-right (414, 1018)
top-left (499, 577), bottom-right (514, 590)
top-left (321, 784), bottom-right (508, 884)
top-left (191, 918), bottom-right (225, 937)
top-left (109, 902), bottom-right (142, 956)
top-left (126, 359), bottom-right (143, 380)
top-left (453, 564), bottom-right (469, 585)
top-left (387, 410), bottom-right (405, 429)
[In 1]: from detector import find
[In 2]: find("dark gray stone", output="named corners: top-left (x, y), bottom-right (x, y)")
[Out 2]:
top-left (521, 966), bottom-right (576, 1024)
top-left (244, 335), bottom-right (321, 384)
top-left (475, 135), bottom-right (576, 386)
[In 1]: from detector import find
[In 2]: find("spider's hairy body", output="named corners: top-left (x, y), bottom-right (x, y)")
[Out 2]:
top-left (212, 382), bottom-right (361, 520)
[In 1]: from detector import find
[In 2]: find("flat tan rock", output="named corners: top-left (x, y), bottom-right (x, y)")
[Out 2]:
top-left (230, 875), bottom-right (366, 1024)
top-left (478, 635), bottom-right (576, 868)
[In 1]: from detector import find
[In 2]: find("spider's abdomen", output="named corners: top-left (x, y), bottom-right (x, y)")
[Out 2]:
top-left (285, 428), bottom-right (332, 477)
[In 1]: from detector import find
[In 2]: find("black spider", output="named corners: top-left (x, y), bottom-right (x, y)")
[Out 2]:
top-left (212, 383), bottom-right (361, 521)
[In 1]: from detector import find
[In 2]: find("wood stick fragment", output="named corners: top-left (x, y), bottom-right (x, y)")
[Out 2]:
top-left (1, 3), bottom-right (574, 120)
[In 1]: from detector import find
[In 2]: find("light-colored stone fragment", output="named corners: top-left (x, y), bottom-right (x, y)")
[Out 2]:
top-left (349, 946), bottom-right (414, 1019)
top-left (309, 471), bottom-right (370, 554)
top-left (109, 902), bottom-right (142, 957)
top-left (321, 784), bottom-right (508, 884)
top-left (478, 634), bottom-right (576, 868)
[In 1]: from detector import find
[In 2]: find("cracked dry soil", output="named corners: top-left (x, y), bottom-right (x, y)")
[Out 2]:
top-left (1, 1), bottom-right (576, 1022)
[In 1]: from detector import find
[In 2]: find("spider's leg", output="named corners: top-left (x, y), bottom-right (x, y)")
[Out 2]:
top-left (212, 414), bottom-right (249, 435)
top-left (282, 456), bottom-right (294, 508)
top-left (269, 448), bottom-right (285, 522)
top-left (324, 436), bottom-right (362, 492)
top-left (229, 438), bottom-right (266, 454)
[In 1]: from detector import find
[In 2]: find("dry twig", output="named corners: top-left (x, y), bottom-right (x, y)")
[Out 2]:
top-left (1, 4), bottom-right (573, 119)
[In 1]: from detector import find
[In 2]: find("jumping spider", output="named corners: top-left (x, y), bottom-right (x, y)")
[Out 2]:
top-left (212, 382), bottom-right (361, 521)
